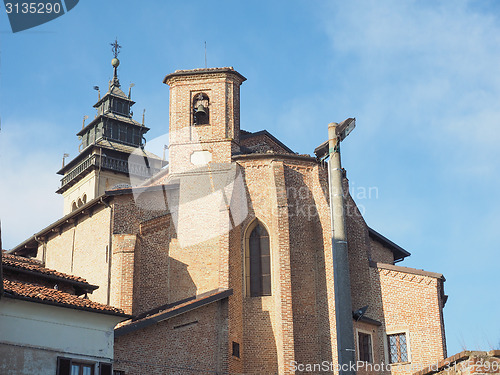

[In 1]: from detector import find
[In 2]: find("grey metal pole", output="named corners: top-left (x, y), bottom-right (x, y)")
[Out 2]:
top-left (328, 122), bottom-right (356, 375)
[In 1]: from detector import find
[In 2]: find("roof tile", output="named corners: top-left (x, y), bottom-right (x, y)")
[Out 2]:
top-left (3, 253), bottom-right (88, 283)
top-left (3, 279), bottom-right (124, 314)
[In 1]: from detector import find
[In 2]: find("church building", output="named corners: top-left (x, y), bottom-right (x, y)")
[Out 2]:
top-left (10, 48), bottom-right (448, 375)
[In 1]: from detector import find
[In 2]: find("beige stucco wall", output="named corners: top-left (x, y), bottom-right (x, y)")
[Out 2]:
top-left (62, 169), bottom-right (133, 215)
top-left (38, 204), bottom-right (112, 305)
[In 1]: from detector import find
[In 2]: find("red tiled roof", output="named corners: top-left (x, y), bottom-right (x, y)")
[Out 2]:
top-left (2, 253), bottom-right (88, 284)
top-left (3, 279), bottom-right (124, 315)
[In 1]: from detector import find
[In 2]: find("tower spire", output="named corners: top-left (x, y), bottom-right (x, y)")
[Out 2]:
top-left (110, 38), bottom-right (122, 87)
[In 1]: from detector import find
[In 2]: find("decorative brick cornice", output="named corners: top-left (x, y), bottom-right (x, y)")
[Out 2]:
top-left (163, 67), bottom-right (246, 85)
top-left (370, 261), bottom-right (445, 280)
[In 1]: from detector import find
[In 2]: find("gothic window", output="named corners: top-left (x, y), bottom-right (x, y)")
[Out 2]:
top-left (71, 202), bottom-right (77, 212)
top-left (245, 220), bottom-right (271, 297)
top-left (193, 93), bottom-right (209, 125)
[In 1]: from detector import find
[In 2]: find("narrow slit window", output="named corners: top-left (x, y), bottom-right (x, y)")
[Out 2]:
top-left (247, 222), bottom-right (271, 297)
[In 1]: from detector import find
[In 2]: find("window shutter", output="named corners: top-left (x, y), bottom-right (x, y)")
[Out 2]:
top-left (56, 357), bottom-right (71, 375)
top-left (99, 362), bottom-right (113, 375)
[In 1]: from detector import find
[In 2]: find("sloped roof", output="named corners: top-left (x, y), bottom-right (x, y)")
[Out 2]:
top-left (3, 279), bottom-right (125, 315)
top-left (239, 129), bottom-right (295, 154)
top-left (115, 288), bottom-right (232, 337)
top-left (368, 227), bottom-right (411, 262)
top-left (2, 253), bottom-right (88, 284)
top-left (77, 112), bottom-right (147, 137)
top-left (97, 139), bottom-right (160, 159)
top-left (2, 253), bottom-right (127, 316)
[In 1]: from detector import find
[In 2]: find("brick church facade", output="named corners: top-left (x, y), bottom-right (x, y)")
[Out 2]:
top-left (11, 59), bottom-right (447, 374)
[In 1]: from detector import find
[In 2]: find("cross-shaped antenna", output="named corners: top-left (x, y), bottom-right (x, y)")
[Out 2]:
top-left (111, 38), bottom-right (121, 59)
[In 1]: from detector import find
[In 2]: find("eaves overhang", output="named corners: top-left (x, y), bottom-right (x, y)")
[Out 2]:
top-left (368, 227), bottom-right (411, 262)
top-left (115, 288), bottom-right (233, 337)
top-left (9, 195), bottom-right (112, 256)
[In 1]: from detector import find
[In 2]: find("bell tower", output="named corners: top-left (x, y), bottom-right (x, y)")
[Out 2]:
top-left (57, 40), bottom-right (164, 214)
top-left (163, 67), bottom-right (246, 174)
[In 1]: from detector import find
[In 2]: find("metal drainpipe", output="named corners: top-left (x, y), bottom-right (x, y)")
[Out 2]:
top-left (328, 122), bottom-right (356, 374)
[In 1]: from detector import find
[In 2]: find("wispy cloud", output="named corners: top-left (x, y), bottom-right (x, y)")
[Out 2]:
top-left (315, 0), bottom-right (500, 354)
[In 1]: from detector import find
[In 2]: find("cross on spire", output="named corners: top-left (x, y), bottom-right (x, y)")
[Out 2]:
top-left (110, 38), bottom-right (122, 87)
top-left (111, 38), bottom-right (121, 59)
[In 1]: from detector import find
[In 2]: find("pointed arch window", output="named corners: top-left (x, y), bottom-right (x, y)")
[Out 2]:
top-left (246, 221), bottom-right (271, 297)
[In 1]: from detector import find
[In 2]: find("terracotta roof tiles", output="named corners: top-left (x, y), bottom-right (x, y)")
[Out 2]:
top-left (2, 253), bottom-right (88, 283)
top-left (3, 279), bottom-right (124, 315)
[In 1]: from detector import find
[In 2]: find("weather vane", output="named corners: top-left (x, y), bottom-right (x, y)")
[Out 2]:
top-left (111, 38), bottom-right (121, 59)
top-left (110, 39), bottom-right (122, 85)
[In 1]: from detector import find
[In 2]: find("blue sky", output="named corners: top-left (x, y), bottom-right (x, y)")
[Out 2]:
top-left (1, 0), bottom-right (499, 356)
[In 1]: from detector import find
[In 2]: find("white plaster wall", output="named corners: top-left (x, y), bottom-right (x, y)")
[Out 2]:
top-left (0, 297), bottom-right (123, 373)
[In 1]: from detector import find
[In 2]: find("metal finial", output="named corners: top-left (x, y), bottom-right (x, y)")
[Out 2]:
top-left (128, 83), bottom-right (135, 99)
top-left (142, 109), bottom-right (145, 126)
top-left (111, 38), bottom-right (121, 59)
top-left (62, 153), bottom-right (69, 168)
top-left (110, 39), bottom-right (122, 85)
top-left (82, 115), bottom-right (88, 129)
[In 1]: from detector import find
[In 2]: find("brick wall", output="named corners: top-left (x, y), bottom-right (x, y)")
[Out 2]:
top-left (368, 263), bottom-right (447, 374)
top-left (165, 69), bottom-right (244, 174)
top-left (114, 300), bottom-right (229, 375)
top-left (33, 66), bottom-right (449, 375)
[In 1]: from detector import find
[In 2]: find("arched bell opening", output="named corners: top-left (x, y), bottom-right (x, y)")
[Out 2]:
top-left (193, 93), bottom-right (210, 125)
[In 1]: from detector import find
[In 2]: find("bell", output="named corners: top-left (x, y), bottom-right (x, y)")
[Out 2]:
top-left (195, 103), bottom-right (207, 116)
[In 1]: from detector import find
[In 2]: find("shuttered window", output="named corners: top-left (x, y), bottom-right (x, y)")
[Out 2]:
top-left (57, 357), bottom-right (112, 375)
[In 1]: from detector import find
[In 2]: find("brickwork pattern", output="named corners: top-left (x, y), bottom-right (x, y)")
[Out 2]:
top-left (114, 301), bottom-right (228, 375)
top-left (369, 265), bottom-right (447, 375)
top-left (30, 67), bottom-right (449, 375)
